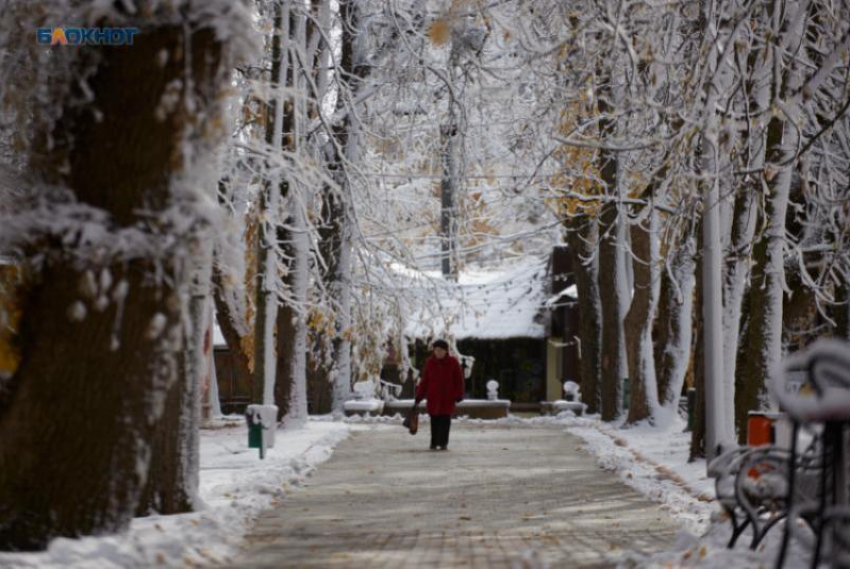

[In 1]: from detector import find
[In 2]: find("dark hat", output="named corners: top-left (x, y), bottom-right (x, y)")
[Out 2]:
top-left (432, 339), bottom-right (449, 350)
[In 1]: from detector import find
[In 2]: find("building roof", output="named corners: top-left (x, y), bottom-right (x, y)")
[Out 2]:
top-left (211, 253), bottom-right (578, 348)
top-left (404, 257), bottom-right (560, 341)
top-left (213, 322), bottom-right (227, 347)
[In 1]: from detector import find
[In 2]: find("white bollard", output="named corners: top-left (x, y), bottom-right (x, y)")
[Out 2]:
top-left (486, 379), bottom-right (499, 401)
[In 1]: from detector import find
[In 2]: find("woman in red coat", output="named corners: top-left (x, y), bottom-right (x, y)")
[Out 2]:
top-left (415, 339), bottom-right (464, 450)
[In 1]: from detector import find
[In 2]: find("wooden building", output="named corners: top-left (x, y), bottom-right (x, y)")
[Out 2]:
top-left (398, 251), bottom-right (579, 408)
top-left (212, 249), bottom-right (580, 414)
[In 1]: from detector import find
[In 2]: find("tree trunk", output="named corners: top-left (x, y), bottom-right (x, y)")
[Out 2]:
top-left (690, 317), bottom-right (707, 461)
top-left (595, 64), bottom-right (625, 422)
top-left (325, 0), bottom-right (370, 413)
top-left (625, 207), bottom-right (660, 424)
top-left (136, 342), bottom-right (195, 517)
top-left (211, 260), bottom-right (253, 382)
top-left (654, 233), bottom-right (696, 414)
top-left (136, 241), bottom-right (212, 516)
top-left (698, 0), bottom-right (741, 457)
top-left (654, 260), bottom-right (672, 401)
top-left (255, 1), bottom-right (291, 407)
top-left (598, 201), bottom-right (624, 421)
top-left (722, 37), bottom-right (769, 427)
top-left (320, 185), bottom-right (355, 413)
top-left (276, 200), bottom-right (310, 427)
top-left (735, 0), bottom-right (807, 443)
top-left (690, 221), bottom-right (706, 461)
top-left (564, 214), bottom-right (602, 414)
top-left (275, 297), bottom-right (297, 419)
top-left (0, 19), bottom-right (227, 549)
top-left (735, 118), bottom-right (795, 441)
top-left (253, 187), bottom-right (278, 405)
top-left (274, 4), bottom-right (310, 427)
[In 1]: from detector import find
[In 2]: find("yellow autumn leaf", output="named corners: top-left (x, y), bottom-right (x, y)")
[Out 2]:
top-left (428, 19), bottom-right (451, 46)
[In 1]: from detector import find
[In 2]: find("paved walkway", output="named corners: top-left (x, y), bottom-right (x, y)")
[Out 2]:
top-left (231, 423), bottom-right (678, 568)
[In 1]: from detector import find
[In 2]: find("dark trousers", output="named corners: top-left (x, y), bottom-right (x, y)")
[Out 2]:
top-left (430, 414), bottom-right (452, 448)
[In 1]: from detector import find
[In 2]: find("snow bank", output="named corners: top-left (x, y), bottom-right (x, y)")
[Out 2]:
top-left (457, 399), bottom-right (511, 407)
top-left (343, 399), bottom-right (384, 412)
top-left (0, 420), bottom-right (351, 569)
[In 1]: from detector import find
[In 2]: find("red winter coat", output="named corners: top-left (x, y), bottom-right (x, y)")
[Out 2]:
top-left (415, 355), bottom-right (465, 416)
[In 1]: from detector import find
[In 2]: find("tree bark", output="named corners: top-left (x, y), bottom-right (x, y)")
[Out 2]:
top-left (722, 35), bottom-right (768, 428)
top-left (690, 319), bottom-right (707, 460)
top-left (564, 214), bottom-right (602, 414)
top-left (654, 233), bottom-right (696, 413)
top-left (275, 299), bottom-right (297, 419)
top-left (323, 0), bottom-right (370, 412)
top-left (275, 4), bottom-right (313, 427)
top-left (0, 20), bottom-right (226, 549)
top-left (690, 221), bottom-right (706, 460)
top-left (253, 188), bottom-right (277, 405)
top-left (255, 1), bottom-right (290, 407)
top-left (697, 0), bottom-right (742, 457)
top-left (735, 0), bottom-right (807, 443)
top-left (136, 241), bottom-right (212, 516)
top-left (598, 201), bottom-right (624, 421)
top-left (595, 65), bottom-right (625, 422)
top-left (211, 260), bottom-right (253, 382)
top-left (625, 207), bottom-right (660, 424)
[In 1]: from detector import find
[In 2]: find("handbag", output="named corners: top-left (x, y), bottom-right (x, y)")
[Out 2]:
top-left (402, 403), bottom-right (419, 435)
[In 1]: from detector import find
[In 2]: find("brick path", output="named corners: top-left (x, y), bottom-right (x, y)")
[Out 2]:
top-left (231, 422), bottom-right (678, 568)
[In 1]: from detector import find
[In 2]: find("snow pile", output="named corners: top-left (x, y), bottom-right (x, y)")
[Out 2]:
top-left (550, 400), bottom-right (586, 415)
top-left (0, 420), bottom-right (351, 569)
top-left (617, 516), bottom-right (809, 568)
top-left (344, 380), bottom-right (385, 413)
top-left (338, 413), bottom-right (410, 425)
top-left (457, 399), bottom-right (511, 408)
top-left (343, 400), bottom-right (384, 412)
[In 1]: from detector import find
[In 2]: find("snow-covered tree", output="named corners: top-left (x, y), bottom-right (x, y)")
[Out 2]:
top-left (0, 0), bottom-right (253, 548)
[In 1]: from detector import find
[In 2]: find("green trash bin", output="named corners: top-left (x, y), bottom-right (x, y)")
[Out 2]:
top-left (248, 421), bottom-right (263, 449)
top-left (246, 404), bottom-right (278, 460)
top-left (247, 418), bottom-right (265, 459)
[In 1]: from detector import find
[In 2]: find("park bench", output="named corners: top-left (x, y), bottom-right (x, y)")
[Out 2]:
top-left (343, 380), bottom-right (385, 416)
top-left (711, 437), bottom-right (819, 551)
top-left (773, 339), bottom-right (850, 568)
top-left (711, 339), bottom-right (850, 568)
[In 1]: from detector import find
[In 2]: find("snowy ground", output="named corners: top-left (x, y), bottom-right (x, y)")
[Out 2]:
top-left (551, 413), bottom-right (808, 568)
top-left (0, 412), bottom-right (813, 568)
top-left (0, 419), bottom-right (352, 569)
top-left (564, 416), bottom-right (714, 536)
top-left (344, 410), bottom-right (716, 534)
top-left (347, 411), bottom-right (811, 568)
